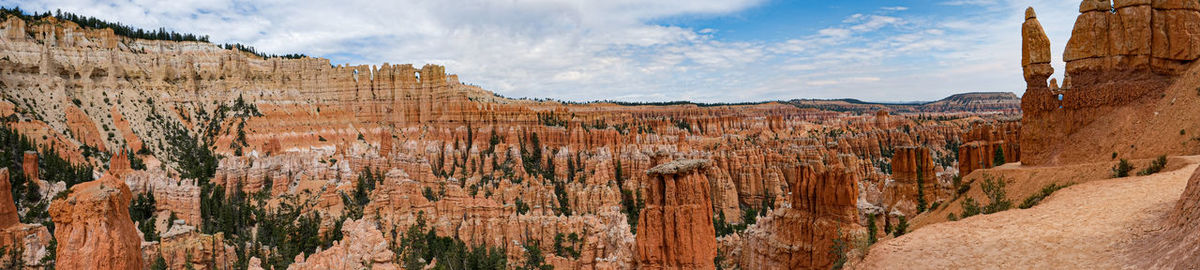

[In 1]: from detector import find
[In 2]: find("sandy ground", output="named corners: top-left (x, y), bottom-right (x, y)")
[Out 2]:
top-left (852, 156), bottom-right (1200, 269)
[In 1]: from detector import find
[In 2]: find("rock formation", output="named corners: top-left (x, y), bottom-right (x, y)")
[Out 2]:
top-left (0, 10), bottom-right (1023, 270)
top-left (892, 147), bottom-right (934, 183)
top-left (889, 147), bottom-right (935, 215)
top-left (1023, 7), bottom-right (1055, 89)
top-left (21, 151), bottom-right (37, 180)
top-left (1022, 1), bottom-right (1200, 165)
top-left (958, 122), bottom-right (1021, 175)
top-left (143, 230), bottom-right (237, 270)
top-left (289, 218), bottom-right (399, 270)
top-left (1131, 165), bottom-right (1200, 268)
top-left (0, 169), bottom-right (19, 228)
top-left (636, 159), bottom-right (716, 269)
top-left (109, 149), bottom-right (131, 178)
top-left (0, 168), bottom-right (53, 267)
top-left (737, 164), bottom-right (859, 269)
top-left (49, 174), bottom-right (144, 270)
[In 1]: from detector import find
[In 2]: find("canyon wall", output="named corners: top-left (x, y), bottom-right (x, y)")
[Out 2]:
top-left (0, 11), bottom-right (1022, 270)
top-left (737, 164), bottom-right (859, 269)
top-left (1022, 1), bottom-right (1200, 165)
top-left (958, 122), bottom-right (1020, 175)
top-left (0, 168), bottom-right (53, 267)
top-left (636, 159), bottom-right (716, 269)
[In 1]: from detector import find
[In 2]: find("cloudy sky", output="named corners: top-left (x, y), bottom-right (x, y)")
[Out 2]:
top-left (4, 0), bottom-right (1081, 103)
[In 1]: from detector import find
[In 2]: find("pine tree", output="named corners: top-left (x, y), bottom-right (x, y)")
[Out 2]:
top-left (993, 145), bottom-right (1006, 167)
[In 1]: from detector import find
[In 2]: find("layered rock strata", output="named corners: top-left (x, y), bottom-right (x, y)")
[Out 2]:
top-left (1022, 1), bottom-right (1200, 165)
top-left (0, 11), bottom-right (1024, 270)
top-left (289, 218), bottom-right (399, 270)
top-left (49, 174), bottom-right (143, 270)
top-left (958, 122), bottom-right (1021, 175)
top-left (737, 164), bottom-right (859, 269)
top-left (636, 159), bottom-right (717, 269)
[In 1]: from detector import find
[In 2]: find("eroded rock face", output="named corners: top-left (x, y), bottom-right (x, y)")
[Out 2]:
top-left (290, 218), bottom-right (399, 270)
top-left (142, 231), bottom-right (237, 270)
top-left (21, 151), bottom-right (37, 181)
top-left (0, 169), bottom-right (19, 228)
top-left (636, 159), bottom-right (716, 269)
top-left (1022, 1), bottom-right (1200, 165)
top-left (737, 164), bottom-right (858, 269)
top-left (0, 11), bottom-right (1023, 269)
top-left (1023, 7), bottom-right (1055, 88)
top-left (0, 168), bottom-right (53, 267)
top-left (888, 147), bottom-right (935, 215)
top-left (958, 122), bottom-right (1021, 175)
top-left (49, 175), bottom-right (143, 270)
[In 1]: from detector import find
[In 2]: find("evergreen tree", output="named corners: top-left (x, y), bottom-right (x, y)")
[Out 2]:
top-left (993, 145), bottom-right (1006, 167)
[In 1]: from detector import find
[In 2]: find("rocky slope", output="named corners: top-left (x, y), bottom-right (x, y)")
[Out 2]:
top-left (855, 156), bottom-right (1200, 269)
top-left (851, 1), bottom-right (1200, 268)
top-left (0, 9), bottom-right (1021, 270)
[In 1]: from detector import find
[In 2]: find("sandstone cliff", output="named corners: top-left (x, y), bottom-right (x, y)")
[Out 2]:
top-left (49, 175), bottom-right (143, 270)
top-left (1022, 1), bottom-right (1200, 165)
top-left (737, 164), bottom-right (859, 269)
top-left (0, 168), bottom-right (53, 267)
top-left (636, 159), bottom-right (716, 269)
top-left (0, 9), bottom-right (1023, 270)
top-left (958, 121), bottom-right (1020, 176)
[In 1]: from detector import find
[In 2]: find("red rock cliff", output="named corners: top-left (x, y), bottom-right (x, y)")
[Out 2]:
top-left (1022, 1), bottom-right (1200, 165)
top-left (636, 159), bottom-right (716, 269)
top-left (49, 175), bottom-right (144, 270)
top-left (738, 164), bottom-right (859, 269)
top-left (958, 122), bottom-right (1021, 175)
top-left (0, 169), bottom-right (18, 228)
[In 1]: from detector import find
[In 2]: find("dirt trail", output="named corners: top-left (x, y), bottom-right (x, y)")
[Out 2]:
top-left (853, 156), bottom-right (1200, 269)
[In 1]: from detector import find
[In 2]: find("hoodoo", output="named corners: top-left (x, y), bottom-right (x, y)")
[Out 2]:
top-left (49, 164), bottom-right (143, 270)
top-left (738, 164), bottom-right (859, 269)
top-left (1022, 1), bottom-right (1200, 165)
top-left (636, 159), bottom-right (717, 269)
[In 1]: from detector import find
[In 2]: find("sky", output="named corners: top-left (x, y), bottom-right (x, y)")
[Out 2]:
top-left (3, 0), bottom-right (1082, 103)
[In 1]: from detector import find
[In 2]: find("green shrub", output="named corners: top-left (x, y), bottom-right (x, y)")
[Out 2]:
top-left (867, 214), bottom-right (877, 245)
top-left (992, 145), bottom-right (1006, 167)
top-left (1112, 159), bottom-right (1134, 178)
top-left (960, 197), bottom-right (981, 218)
top-left (892, 216), bottom-right (908, 238)
top-left (947, 212), bottom-right (958, 221)
top-left (830, 231), bottom-right (849, 269)
top-left (1019, 183), bottom-right (1073, 209)
top-left (1137, 155), bottom-right (1167, 176)
top-left (952, 176), bottom-right (964, 194)
top-left (981, 176), bottom-right (1012, 214)
top-left (514, 197), bottom-right (530, 215)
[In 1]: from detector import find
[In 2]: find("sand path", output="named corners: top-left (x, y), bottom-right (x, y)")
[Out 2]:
top-left (853, 156), bottom-right (1200, 269)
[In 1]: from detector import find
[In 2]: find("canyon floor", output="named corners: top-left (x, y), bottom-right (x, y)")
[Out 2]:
top-left (854, 156), bottom-right (1200, 269)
